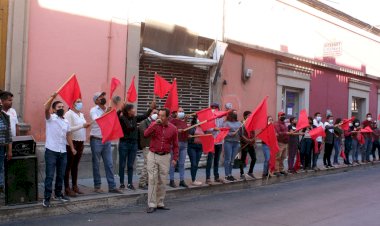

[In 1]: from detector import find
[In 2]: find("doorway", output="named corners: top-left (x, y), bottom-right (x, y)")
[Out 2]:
top-left (282, 88), bottom-right (301, 118)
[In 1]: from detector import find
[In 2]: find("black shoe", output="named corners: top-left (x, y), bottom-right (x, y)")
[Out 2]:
top-left (55, 195), bottom-right (70, 202)
top-left (147, 207), bottom-right (156, 213)
top-left (139, 185), bottom-right (148, 190)
top-left (280, 171), bottom-right (288, 176)
top-left (109, 188), bottom-right (124, 194)
top-left (157, 206), bottom-right (170, 210)
top-left (42, 198), bottom-right (51, 208)
top-left (231, 176), bottom-right (237, 181)
top-left (127, 184), bottom-right (136, 191)
top-left (120, 184), bottom-right (125, 189)
top-left (240, 174), bottom-right (246, 180)
top-left (179, 180), bottom-right (188, 188)
top-left (247, 173), bottom-right (256, 179)
top-left (169, 180), bottom-right (177, 188)
top-left (274, 172), bottom-right (281, 177)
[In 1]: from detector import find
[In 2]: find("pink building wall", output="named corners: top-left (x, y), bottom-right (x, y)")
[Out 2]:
top-left (369, 83), bottom-right (378, 116)
top-left (25, 2), bottom-right (128, 141)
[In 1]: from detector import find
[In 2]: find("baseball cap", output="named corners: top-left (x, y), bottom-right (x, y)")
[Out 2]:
top-left (278, 111), bottom-right (285, 117)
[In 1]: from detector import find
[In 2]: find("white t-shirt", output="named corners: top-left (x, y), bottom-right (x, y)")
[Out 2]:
top-left (4, 108), bottom-right (18, 137)
top-left (64, 110), bottom-right (87, 141)
top-left (313, 119), bottom-right (325, 142)
top-left (90, 105), bottom-right (105, 138)
top-left (45, 114), bottom-right (71, 153)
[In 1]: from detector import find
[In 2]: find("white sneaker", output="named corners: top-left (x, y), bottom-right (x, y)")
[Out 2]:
top-left (192, 181), bottom-right (202, 186)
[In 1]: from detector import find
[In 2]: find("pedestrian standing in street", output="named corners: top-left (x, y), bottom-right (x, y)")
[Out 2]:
top-left (333, 118), bottom-right (343, 165)
top-left (138, 109), bottom-right (158, 190)
top-left (117, 101), bottom-right (155, 191)
top-left (274, 112), bottom-right (289, 176)
top-left (0, 91), bottom-right (18, 137)
top-left (223, 110), bottom-right (242, 182)
top-left (43, 93), bottom-right (76, 207)
top-left (262, 116), bottom-right (273, 177)
top-left (362, 113), bottom-right (374, 162)
top-left (312, 112), bottom-right (324, 171)
top-left (287, 117), bottom-right (300, 173)
top-left (89, 92), bottom-right (122, 194)
top-left (0, 97), bottom-right (12, 195)
top-left (343, 121), bottom-right (354, 165)
top-left (205, 103), bottom-right (225, 184)
top-left (187, 115), bottom-right (205, 186)
top-left (64, 99), bottom-right (91, 197)
top-left (323, 115), bottom-right (335, 168)
top-left (144, 108), bottom-right (179, 213)
top-left (300, 117), bottom-right (315, 170)
top-left (351, 119), bottom-right (362, 165)
top-left (169, 107), bottom-right (189, 188)
top-left (239, 111), bottom-right (256, 180)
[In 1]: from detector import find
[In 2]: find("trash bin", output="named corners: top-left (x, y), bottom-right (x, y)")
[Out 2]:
top-left (5, 136), bottom-right (38, 205)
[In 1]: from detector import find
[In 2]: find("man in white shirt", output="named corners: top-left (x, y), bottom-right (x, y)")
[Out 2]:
top-left (312, 112), bottom-right (325, 171)
top-left (43, 93), bottom-right (76, 208)
top-left (0, 91), bottom-right (18, 137)
top-left (90, 92), bottom-right (122, 194)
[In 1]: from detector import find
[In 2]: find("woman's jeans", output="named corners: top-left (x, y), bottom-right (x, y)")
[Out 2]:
top-left (224, 141), bottom-right (240, 176)
top-left (188, 143), bottom-right (203, 182)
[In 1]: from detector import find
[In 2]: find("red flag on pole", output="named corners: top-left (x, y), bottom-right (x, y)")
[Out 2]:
top-left (214, 128), bottom-right (230, 143)
top-left (164, 79), bottom-right (179, 112)
top-left (196, 108), bottom-right (216, 131)
top-left (57, 74), bottom-right (81, 109)
top-left (95, 109), bottom-right (124, 143)
top-left (257, 124), bottom-right (279, 173)
top-left (110, 77), bottom-right (121, 98)
top-left (340, 149), bottom-right (346, 161)
top-left (127, 76), bottom-right (137, 103)
top-left (296, 109), bottom-right (309, 131)
top-left (341, 117), bottom-right (355, 131)
top-left (199, 135), bottom-right (215, 154)
top-left (245, 96), bottom-right (268, 133)
top-left (294, 151), bottom-right (301, 171)
top-left (360, 126), bottom-right (373, 133)
top-left (154, 73), bottom-right (172, 98)
top-left (309, 126), bottom-right (326, 154)
top-left (213, 110), bottom-right (230, 118)
top-left (357, 133), bottom-right (365, 145)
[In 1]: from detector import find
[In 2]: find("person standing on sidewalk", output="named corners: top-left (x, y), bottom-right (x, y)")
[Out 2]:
top-left (274, 112), bottom-right (289, 176)
top-left (333, 118), bottom-right (343, 165)
top-left (89, 92), bottom-right (122, 194)
top-left (223, 110), bottom-right (242, 182)
top-left (43, 93), bottom-right (76, 207)
top-left (144, 108), bottom-right (179, 213)
top-left (64, 99), bottom-right (91, 197)
top-left (362, 113), bottom-right (374, 162)
top-left (323, 115), bottom-right (335, 168)
top-left (262, 116), bottom-right (273, 177)
top-left (169, 107), bottom-right (189, 188)
top-left (0, 97), bottom-right (12, 195)
top-left (343, 122), bottom-right (354, 165)
top-left (300, 117), bottom-right (315, 170)
top-left (351, 119), bottom-right (362, 165)
top-left (117, 102), bottom-right (155, 191)
top-left (312, 112), bottom-right (324, 171)
top-left (239, 111), bottom-right (256, 180)
top-left (206, 103), bottom-right (225, 184)
top-left (371, 121), bottom-right (380, 161)
top-left (0, 91), bottom-right (18, 137)
top-left (287, 117), bottom-right (300, 173)
top-left (138, 109), bottom-right (158, 190)
top-left (187, 116), bottom-right (205, 186)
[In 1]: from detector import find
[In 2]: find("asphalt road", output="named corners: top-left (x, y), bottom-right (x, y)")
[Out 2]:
top-left (3, 166), bottom-right (380, 226)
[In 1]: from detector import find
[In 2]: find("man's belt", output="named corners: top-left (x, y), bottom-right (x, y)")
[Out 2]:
top-left (153, 151), bottom-right (169, 156)
top-left (90, 136), bottom-right (102, 141)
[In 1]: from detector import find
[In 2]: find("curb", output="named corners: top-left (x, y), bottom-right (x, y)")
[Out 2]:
top-left (1, 162), bottom-right (379, 222)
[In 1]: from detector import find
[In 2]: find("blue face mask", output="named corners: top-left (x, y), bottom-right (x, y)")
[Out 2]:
top-left (74, 102), bottom-right (83, 111)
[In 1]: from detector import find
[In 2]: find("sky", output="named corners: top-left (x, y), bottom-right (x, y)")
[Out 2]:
top-left (319, 0), bottom-right (380, 27)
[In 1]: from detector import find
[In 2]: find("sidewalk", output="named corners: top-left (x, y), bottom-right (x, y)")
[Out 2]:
top-left (1, 159), bottom-right (379, 223)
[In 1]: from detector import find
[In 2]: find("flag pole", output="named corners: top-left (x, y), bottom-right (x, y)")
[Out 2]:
top-left (183, 120), bottom-right (207, 132)
top-left (188, 134), bottom-right (213, 138)
top-left (44, 73), bottom-right (76, 106)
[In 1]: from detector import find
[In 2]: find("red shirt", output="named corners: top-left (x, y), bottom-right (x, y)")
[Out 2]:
top-left (274, 121), bottom-right (289, 143)
top-left (170, 118), bottom-right (189, 142)
top-left (144, 121), bottom-right (179, 161)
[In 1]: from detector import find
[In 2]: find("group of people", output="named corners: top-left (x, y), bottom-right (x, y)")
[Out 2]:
top-left (37, 91), bottom-right (380, 213)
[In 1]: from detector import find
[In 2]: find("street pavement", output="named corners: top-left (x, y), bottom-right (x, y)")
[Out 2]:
top-left (2, 165), bottom-right (380, 226)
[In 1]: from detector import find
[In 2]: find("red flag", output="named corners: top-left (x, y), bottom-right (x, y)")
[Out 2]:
top-left (257, 124), bottom-right (279, 172)
top-left (296, 109), bottom-right (309, 131)
top-left (95, 109), bottom-right (124, 143)
top-left (341, 117), bottom-right (355, 131)
top-left (164, 79), bottom-right (179, 112)
top-left (309, 126), bottom-right (326, 154)
top-left (214, 128), bottom-right (230, 143)
top-left (340, 149), bottom-right (346, 161)
top-left (360, 126), bottom-right (373, 133)
top-left (199, 135), bottom-right (215, 154)
top-left (294, 151), bottom-right (301, 171)
top-left (357, 133), bottom-right (365, 145)
top-left (213, 110), bottom-right (230, 118)
top-left (154, 73), bottom-right (172, 98)
top-left (110, 77), bottom-right (121, 98)
top-left (57, 74), bottom-right (82, 109)
top-left (196, 108), bottom-right (216, 131)
top-left (245, 96), bottom-right (268, 133)
top-left (127, 76), bottom-right (137, 103)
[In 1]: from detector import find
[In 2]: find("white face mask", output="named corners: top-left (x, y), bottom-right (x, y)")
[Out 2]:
top-left (151, 114), bottom-right (158, 121)
top-left (196, 119), bottom-right (200, 124)
top-left (316, 116), bottom-right (322, 122)
top-left (329, 119), bottom-right (334, 124)
top-left (178, 112), bottom-right (185, 119)
top-left (349, 123), bottom-right (353, 127)
top-left (355, 122), bottom-right (359, 127)
top-left (367, 117), bottom-right (372, 121)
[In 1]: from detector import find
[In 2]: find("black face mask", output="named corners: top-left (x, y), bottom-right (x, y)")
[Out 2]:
top-left (280, 116), bottom-right (286, 121)
top-left (56, 109), bottom-right (65, 117)
top-left (232, 113), bottom-right (238, 121)
top-left (100, 98), bottom-right (107, 105)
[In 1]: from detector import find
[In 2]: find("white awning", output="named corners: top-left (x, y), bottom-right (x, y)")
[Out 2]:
top-left (142, 47), bottom-right (218, 66)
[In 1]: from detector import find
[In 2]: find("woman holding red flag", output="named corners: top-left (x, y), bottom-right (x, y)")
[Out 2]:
top-left (351, 119), bottom-right (362, 165)
top-left (287, 117), bottom-right (300, 173)
top-left (239, 111), bottom-right (257, 180)
top-left (187, 116), bottom-right (205, 186)
top-left (300, 117), bottom-right (315, 170)
top-left (262, 116), bottom-right (273, 178)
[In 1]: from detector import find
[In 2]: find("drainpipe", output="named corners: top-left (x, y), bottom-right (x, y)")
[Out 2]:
top-left (228, 46), bottom-right (246, 83)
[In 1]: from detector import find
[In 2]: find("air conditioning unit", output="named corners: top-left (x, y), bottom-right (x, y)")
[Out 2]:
top-left (245, 68), bottom-right (253, 78)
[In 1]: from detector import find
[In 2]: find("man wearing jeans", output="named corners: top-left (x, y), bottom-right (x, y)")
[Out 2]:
top-left (274, 112), bottom-right (289, 176)
top-left (43, 93), bottom-right (76, 207)
top-left (90, 92), bottom-right (122, 194)
top-left (169, 107), bottom-right (188, 188)
top-left (362, 113), bottom-right (374, 162)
